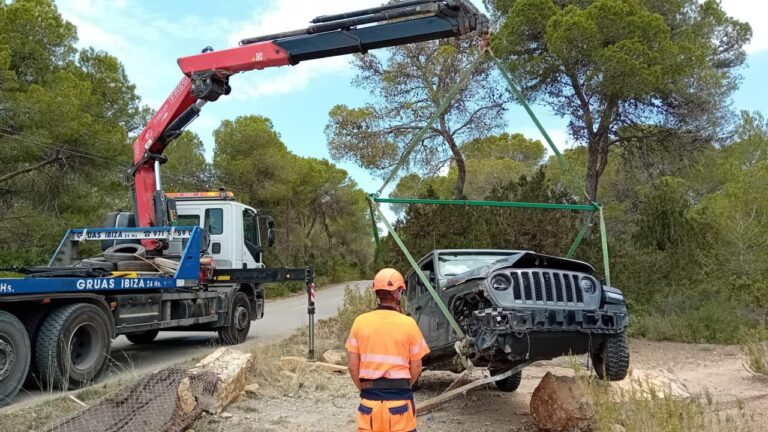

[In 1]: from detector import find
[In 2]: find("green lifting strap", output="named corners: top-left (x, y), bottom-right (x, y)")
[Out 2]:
top-left (491, 54), bottom-right (571, 172)
top-left (566, 213), bottom-right (593, 258)
top-left (599, 206), bottom-right (611, 286)
top-left (367, 200), bottom-right (384, 267)
top-left (377, 50), bottom-right (487, 196)
top-left (369, 197), bottom-right (466, 339)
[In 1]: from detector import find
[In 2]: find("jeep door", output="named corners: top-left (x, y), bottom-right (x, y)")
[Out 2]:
top-left (406, 256), bottom-right (453, 350)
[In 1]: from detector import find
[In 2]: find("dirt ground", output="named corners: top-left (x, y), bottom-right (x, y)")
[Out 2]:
top-left (191, 339), bottom-right (768, 432)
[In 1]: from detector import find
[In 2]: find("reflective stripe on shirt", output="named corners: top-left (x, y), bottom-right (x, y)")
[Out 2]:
top-left (360, 354), bottom-right (408, 366)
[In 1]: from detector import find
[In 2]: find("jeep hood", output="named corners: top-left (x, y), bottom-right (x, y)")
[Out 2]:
top-left (443, 251), bottom-right (594, 289)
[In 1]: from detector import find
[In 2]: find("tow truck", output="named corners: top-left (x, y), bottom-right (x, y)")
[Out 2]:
top-left (0, 0), bottom-right (488, 405)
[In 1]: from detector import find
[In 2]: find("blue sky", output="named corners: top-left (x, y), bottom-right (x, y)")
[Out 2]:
top-left (56, 0), bottom-right (768, 197)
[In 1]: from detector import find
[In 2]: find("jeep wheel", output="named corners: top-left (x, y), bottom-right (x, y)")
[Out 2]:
top-left (591, 332), bottom-right (630, 381)
top-left (491, 368), bottom-right (522, 392)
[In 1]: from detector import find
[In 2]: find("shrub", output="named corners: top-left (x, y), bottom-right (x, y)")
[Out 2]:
top-left (335, 285), bottom-right (376, 347)
top-left (742, 328), bottom-right (768, 376)
top-left (628, 294), bottom-right (760, 344)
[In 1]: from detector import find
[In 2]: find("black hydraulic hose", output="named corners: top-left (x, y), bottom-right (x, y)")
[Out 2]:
top-left (240, 2), bottom-right (449, 45)
top-left (311, 0), bottom-right (440, 23)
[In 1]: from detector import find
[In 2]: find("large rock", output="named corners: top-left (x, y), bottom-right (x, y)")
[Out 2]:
top-left (610, 369), bottom-right (690, 401)
top-left (530, 372), bottom-right (595, 432)
top-left (183, 347), bottom-right (254, 414)
top-left (323, 349), bottom-right (346, 365)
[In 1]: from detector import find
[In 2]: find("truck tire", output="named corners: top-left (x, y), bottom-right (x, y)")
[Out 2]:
top-left (0, 311), bottom-right (30, 407)
top-left (217, 292), bottom-right (251, 345)
top-left (116, 260), bottom-right (157, 272)
top-left (125, 330), bottom-right (159, 344)
top-left (21, 307), bottom-right (50, 389)
top-left (104, 244), bottom-right (146, 263)
top-left (591, 332), bottom-right (630, 381)
top-left (490, 367), bottom-right (523, 392)
top-left (35, 303), bottom-right (111, 390)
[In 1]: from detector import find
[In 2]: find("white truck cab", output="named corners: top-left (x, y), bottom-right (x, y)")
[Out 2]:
top-left (166, 191), bottom-right (275, 270)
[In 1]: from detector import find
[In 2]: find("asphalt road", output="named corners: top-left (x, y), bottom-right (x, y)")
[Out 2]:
top-left (7, 280), bottom-right (369, 409)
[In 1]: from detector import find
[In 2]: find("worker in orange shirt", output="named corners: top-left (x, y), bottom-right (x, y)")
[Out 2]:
top-left (345, 268), bottom-right (430, 432)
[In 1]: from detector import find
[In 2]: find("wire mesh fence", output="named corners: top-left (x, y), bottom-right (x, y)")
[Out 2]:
top-left (42, 367), bottom-right (219, 432)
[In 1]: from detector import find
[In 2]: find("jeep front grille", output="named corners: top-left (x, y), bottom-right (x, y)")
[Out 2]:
top-left (508, 271), bottom-right (586, 306)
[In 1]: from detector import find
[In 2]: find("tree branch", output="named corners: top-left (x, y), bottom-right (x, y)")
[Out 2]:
top-left (0, 155), bottom-right (63, 184)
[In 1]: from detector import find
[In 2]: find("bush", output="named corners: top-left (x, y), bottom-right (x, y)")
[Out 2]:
top-left (742, 328), bottom-right (768, 376)
top-left (335, 285), bottom-right (376, 347)
top-left (628, 294), bottom-right (761, 344)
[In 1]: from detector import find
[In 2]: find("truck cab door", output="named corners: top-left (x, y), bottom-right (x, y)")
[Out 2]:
top-left (241, 209), bottom-right (263, 268)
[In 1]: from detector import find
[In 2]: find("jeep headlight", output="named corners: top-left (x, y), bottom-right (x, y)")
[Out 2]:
top-left (580, 277), bottom-right (596, 295)
top-left (490, 274), bottom-right (511, 291)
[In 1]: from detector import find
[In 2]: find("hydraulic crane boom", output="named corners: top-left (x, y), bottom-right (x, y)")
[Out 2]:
top-left (129, 0), bottom-right (488, 249)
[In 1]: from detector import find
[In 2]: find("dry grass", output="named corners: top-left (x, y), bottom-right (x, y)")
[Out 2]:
top-left (0, 377), bottom-right (136, 432)
top-left (743, 333), bottom-right (768, 377)
top-left (567, 360), bottom-right (758, 432)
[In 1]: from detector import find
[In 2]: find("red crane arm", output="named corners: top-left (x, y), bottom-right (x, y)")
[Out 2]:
top-left (130, 0), bottom-right (488, 246)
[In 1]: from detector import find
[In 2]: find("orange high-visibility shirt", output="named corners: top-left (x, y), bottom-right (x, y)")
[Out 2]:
top-left (345, 308), bottom-right (430, 380)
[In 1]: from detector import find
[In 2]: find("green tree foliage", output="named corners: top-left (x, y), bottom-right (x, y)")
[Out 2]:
top-left (391, 133), bottom-right (546, 203)
top-left (0, 0), bottom-right (142, 265)
top-left (213, 116), bottom-right (372, 283)
top-left (163, 131), bottom-right (210, 192)
top-left (486, 0), bottom-right (751, 202)
top-left (384, 169), bottom-right (580, 271)
top-left (326, 37), bottom-right (508, 199)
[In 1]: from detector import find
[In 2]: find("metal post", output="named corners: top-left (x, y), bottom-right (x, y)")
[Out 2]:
top-left (306, 269), bottom-right (316, 361)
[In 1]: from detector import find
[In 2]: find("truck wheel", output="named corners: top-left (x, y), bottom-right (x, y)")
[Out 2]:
top-left (35, 303), bottom-right (111, 390)
top-left (217, 292), bottom-right (251, 345)
top-left (125, 330), bottom-right (159, 344)
top-left (0, 311), bottom-right (30, 407)
top-left (490, 367), bottom-right (523, 392)
top-left (591, 332), bottom-right (630, 381)
top-left (21, 308), bottom-right (50, 389)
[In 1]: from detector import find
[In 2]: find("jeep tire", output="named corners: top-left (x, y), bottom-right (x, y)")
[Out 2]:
top-left (491, 368), bottom-right (523, 392)
top-left (591, 332), bottom-right (630, 381)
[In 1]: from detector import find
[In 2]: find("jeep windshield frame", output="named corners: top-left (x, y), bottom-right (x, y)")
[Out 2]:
top-left (437, 251), bottom-right (521, 279)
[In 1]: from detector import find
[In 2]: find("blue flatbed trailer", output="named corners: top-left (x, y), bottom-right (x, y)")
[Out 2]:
top-left (0, 226), bottom-right (313, 406)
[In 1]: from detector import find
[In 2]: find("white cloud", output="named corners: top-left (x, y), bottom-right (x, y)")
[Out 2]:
top-left (719, 0), bottom-right (768, 53)
top-left (224, 0), bottom-right (384, 98)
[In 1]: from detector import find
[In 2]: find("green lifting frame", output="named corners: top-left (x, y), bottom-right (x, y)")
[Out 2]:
top-left (366, 44), bottom-right (613, 344)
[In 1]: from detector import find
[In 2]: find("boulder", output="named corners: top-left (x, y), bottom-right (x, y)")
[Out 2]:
top-left (609, 369), bottom-right (690, 401)
top-left (323, 349), bottom-right (346, 365)
top-left (530, 372), bottom-right (595, 432)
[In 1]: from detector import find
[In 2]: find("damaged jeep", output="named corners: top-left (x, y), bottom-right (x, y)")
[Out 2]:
top-left (404, 249), bottom-right (629, 392)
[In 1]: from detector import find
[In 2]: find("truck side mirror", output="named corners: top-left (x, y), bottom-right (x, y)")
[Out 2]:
top-left (266, 218), bottom-right (276, 247)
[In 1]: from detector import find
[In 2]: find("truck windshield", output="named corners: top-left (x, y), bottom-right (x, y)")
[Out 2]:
top-left (438, 253), bottom-right (518, 277)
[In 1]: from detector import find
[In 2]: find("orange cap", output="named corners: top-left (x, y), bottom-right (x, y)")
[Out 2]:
top-left (372, 268), bottom-right (406, 292)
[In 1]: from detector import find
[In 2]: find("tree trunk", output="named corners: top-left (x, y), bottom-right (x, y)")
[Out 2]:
top-left (585, 140), bottom-right (600, 203)
top-left (440, 117), bottom-right (466, 200)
